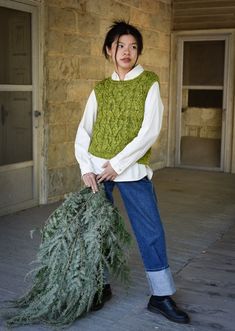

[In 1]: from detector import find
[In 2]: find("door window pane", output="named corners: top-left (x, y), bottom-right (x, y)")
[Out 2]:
top-left (180, 89), bottom-right (222, 168)
top-left (0, 91), bottom-right (32, 165)
top-left (183, 41), bottom-right (225, 86)
top-left (188, 90), bottom-right (223, 108)
top-left (0, 6), bottom-right (32, 85)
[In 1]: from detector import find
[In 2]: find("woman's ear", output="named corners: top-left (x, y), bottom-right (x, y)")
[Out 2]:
top-left (106, 46), bottom-right (111, 57)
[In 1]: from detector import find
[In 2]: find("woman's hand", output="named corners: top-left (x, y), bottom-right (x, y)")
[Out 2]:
top-left (82, 173), bottom-right (98, 193)
top-left (97, 161), bottom-right (118, 183)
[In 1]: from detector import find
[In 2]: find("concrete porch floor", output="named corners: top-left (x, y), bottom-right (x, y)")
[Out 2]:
top-left (0, 168), bottom-right (235, 331)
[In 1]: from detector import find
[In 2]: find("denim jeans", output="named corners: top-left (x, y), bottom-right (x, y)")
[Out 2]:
top-left (104, 177), bottom-right (176, 295)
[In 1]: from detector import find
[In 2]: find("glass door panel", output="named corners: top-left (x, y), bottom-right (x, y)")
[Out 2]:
top-left (180, 40), bottom-right (225, 168)
top-left (0, 91), bottom-right (32, 165)
top-left (0, 6), bottom-right (32, 85)
top-left (183, 40), bottom-right (225, 86)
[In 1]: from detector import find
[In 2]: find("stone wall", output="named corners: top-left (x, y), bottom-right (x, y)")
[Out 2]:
top-left (44, 0), bottom-right (172, 201)
top-left (181, 108), bottom-right (222, 140)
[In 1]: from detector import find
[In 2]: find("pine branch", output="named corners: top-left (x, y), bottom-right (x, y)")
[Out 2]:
top-left (3, 185), bottom-right (131, 329)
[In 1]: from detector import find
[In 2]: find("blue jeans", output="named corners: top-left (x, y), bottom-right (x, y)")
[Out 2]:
top-left (104, 177), bottom-right (176, 295)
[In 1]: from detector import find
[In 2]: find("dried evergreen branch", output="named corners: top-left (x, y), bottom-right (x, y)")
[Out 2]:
top-left (4, 185), bottom-right (131, 329)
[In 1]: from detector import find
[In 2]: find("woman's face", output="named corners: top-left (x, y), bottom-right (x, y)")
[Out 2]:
top-left (106, 34), bottom-right (138, 75)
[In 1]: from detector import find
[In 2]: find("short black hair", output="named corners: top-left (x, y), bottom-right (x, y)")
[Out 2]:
top-left (102, 20), bottom-right (143, 59)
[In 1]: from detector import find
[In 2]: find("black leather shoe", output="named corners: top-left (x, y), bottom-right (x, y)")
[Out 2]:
top-left (91, 284), bottom-right (112, 311)
top-left (147, 296), bottom-right (190, 324)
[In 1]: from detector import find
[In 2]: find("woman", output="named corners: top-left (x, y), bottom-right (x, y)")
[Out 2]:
top-left (75, 20), bottom-right (189, 324)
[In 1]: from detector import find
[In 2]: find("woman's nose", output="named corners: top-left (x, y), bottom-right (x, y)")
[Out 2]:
top-left (123, 47), bottom-right (130, 55)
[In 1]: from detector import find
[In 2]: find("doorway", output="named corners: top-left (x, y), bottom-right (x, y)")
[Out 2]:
top-left (0, 1), bottom-right (39, 215)
top-left (174, 34), bottom-right (231, 171)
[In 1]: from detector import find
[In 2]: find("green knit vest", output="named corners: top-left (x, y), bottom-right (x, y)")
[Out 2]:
top-left (88, 71), bottom-right (159, 165)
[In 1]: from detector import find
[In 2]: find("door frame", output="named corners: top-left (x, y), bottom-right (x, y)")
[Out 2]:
top-left (168, 29), bottom-right (235, 173)
top-left (0, 0), bottom-right (44, 215)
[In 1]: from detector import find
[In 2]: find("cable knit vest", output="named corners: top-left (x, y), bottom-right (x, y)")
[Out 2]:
top-left (88, 70), bottom-right (159, 165)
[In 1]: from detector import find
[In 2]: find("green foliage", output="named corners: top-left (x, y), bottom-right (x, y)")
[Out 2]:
top-left (5, 185), bottom-right (131, 329)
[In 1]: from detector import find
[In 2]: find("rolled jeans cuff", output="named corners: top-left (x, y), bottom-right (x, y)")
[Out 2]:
top-left (146, 267), bottom-right (176, 296)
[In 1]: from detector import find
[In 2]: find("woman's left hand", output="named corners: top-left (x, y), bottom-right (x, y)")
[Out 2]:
top-left (97, 161), bottom-right (118, 182)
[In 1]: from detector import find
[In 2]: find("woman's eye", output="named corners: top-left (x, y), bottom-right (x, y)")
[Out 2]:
top-left (118, 44), bottom-right (123, 48)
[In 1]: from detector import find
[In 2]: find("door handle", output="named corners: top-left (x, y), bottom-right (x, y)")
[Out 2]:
top-left (34, 110), bottom-right (41, 117)
top-left (34, 110), bottom-right (41, 129)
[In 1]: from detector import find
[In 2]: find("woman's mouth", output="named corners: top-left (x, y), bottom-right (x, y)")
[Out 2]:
top-left (121, 58), bottom-right (131, 63)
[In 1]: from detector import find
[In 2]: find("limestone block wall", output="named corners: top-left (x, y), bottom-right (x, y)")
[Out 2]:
top-left (181, 108), bottom-right (222, 139)
top-left (44, 0), bottom-right (172, 201)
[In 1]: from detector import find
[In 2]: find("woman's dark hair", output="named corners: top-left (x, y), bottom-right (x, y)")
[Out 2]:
top-left (102, 20), bottom-right (143, 59)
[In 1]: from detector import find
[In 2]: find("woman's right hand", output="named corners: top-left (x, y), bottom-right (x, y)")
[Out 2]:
top-left (82, 173), bottom-right (98, 193)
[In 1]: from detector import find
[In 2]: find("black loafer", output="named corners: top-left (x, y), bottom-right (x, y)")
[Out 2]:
top-left (91, 284), bottom-right (112, 311)
top-left (147, 296), bottom-right (190, 324)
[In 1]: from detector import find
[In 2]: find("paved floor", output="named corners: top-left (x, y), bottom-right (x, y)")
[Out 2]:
top-left (0, 168), bottom-right (235, 331)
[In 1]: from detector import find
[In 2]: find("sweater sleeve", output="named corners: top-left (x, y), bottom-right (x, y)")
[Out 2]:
top-left (74, 90), bottom-right (97, 176)
top-left (109, 82), bottom-right (164, 175)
